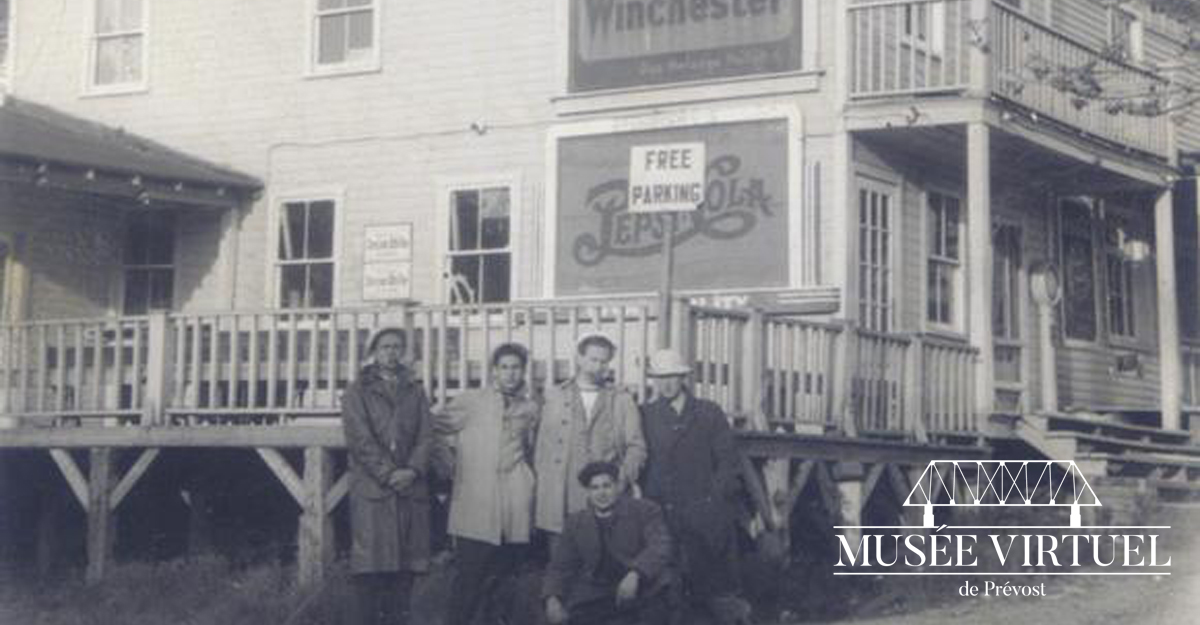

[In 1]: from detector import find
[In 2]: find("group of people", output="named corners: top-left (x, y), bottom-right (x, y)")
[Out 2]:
top-left (341, 328), bottom-right (751, 625)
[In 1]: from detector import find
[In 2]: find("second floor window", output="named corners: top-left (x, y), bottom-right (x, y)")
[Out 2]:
top-left (447, 187), bottom-right (511, 304)
top-left (1108, 6), bottom-right (1143, 63)
top-left (124, 211), bottom-right (175, 314)
top-left (312, 0), bottom-right (378, 73)
top-left (926, 192), bottom-right (962, 329)
top-left (90, 0), bottom-right (146, 90)
top-left (278, 199), bottom-right (336, 308)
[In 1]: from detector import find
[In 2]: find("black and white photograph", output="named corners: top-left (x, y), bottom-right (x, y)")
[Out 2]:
top-left (0, 0), bottom-right (1197, 623)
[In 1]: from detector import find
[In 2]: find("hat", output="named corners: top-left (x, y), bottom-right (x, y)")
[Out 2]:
top-left (647, 349), bottom-right (692, 377)
top-left (575, 332), bottom-right (616, 354)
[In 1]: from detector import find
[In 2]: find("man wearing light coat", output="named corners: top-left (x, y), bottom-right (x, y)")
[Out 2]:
top-left (535, 333), bottom-right (647, 535)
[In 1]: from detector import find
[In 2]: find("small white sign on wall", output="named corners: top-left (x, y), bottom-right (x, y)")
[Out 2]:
top-left (627, 142), bottom-right (706, 213)
top-left (364, 223), bottom-right (413, 263)
top-left (362, 262), bottom-right (412, 301)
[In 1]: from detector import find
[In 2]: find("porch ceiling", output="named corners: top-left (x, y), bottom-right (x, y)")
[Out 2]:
top-left (0, 95), bottom-right (260, 209)
top-left (856, 125), bottom-right (1166, 198)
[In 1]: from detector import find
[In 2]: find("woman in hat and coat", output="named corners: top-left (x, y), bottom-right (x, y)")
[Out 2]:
top-left (342, 327), bottom-right (434, 625)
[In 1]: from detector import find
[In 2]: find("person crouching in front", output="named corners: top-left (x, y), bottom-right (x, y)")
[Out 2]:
top-left (542, 461), bottom-right (673, 625)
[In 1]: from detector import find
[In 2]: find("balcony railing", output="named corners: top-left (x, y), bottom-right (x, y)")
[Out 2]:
top-left (848, 0), bottom-right (1172, 158)
top-left (0, 302), bottom-right (981, 439)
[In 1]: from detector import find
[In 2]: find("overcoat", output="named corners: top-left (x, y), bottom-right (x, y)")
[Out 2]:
top-left (341, 364), bottom-right (433, 574)
top-left (436, 386), bottom-right (539, 545)
top-left (541, 496), bottom-right (672, 604)
top-left (534, 380), bottom-right (646, 533)
top-left (640, 394), bottom-right (740, 548)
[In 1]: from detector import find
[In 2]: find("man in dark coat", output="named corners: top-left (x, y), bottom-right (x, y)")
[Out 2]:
top-left (342, 328), bottom-right (434, 625)
top-left (640, 349), bottom-right (750, 625)
top-left (543, 461), bottom-right (673, 625)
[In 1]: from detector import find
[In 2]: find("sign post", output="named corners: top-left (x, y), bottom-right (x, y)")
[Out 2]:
top-left (627, 142), bottom-right (706, 349)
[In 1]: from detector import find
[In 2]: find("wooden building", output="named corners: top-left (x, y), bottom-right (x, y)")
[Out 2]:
top-left (0, 0), bottom-right (1197, 584)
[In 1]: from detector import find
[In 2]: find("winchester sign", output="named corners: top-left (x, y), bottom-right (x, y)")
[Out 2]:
top-left (569, 0), bottom-right (805, 91)
top-left (554, 119), bottom-right (789, 295)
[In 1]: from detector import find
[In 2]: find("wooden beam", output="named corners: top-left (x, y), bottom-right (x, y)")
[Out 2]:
top-left (86, 448), bottom-right (113, 584)
top-left (740, 456), bottom-right (775, 531)
top-left (109, 449), bottom-right (160, 511)
top-left (0, 425), bottom-right (345, 449)
top-left (298, 447), bottom-right (334, 587)
top-left (813, 461), bottom-right (840, 516)
top-left (782, 460), bottom-right (817, 517)
top-left (324, 472), bottom-right (349, 515)
top-left (859, 463), bottom-right (886, 513)
top-left (886, 464), bottom-right (913, 506)
top-left (48, 449), bottom-right (89, 511)
top-left (1156, 189), bottom-right (1184, 431)
top-left (737, 432), bottom-right (990, 465)
top-left (256, 448), bottom-right (305, 506)
top-left (967, 122), bottom-right (994, 415)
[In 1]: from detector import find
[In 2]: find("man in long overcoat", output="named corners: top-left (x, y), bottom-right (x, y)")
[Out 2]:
top-left (640, 349), bottom-right (750, 625)
top-left (436, 343), bottom-right (540, 625)
top-left (342, 328), bottom-right (434, 625)
top-left (535, 334), bottom-right (647, 536)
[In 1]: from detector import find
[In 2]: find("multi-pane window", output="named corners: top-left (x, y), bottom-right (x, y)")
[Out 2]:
top-left (903, 2), bottom-right (945, 55)
top-left (123, 212), bottom-right (175, 315)
top-left (90, 0), bottom-right (145, 89)
top-left (278, 200), bottom-right (336, 309)
top-left (926, 192), bottom-right (962, 328)
top-left (1060, 198), bottom-right (1098, 341)
top-left (447, 187), bottom-right (511, 304)
top-left (858, 185), bottom-right (894, 332)
top-left (313, 0), bottom-right (377, 71)
top-left (1109, 6), bottom-right (1142, 62)
top-left (992, 224), bottom-right (1023, 341)
top-left (1104, 217), bottom-right (1137, 339)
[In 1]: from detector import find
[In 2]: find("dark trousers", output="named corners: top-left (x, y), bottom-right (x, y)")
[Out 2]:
top-left (447, 537), bottom-right (529, 625)
top-left (566, 588), bottom-right (671, 625)
top-left (351, 572), bottom-right (414, 625)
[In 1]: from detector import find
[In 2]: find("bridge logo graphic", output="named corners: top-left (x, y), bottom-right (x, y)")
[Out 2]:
top-left (904, 460), bottom-right (1101, 528)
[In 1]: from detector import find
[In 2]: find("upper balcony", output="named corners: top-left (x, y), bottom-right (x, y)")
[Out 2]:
top-left (847, 0), bottom-right (1173, 159)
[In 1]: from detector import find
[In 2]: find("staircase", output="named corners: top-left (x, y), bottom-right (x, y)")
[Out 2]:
top-left (1014, 410), bottom-right (1200, 510)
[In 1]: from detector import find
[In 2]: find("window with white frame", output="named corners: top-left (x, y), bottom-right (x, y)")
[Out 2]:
top-left (926, 191), bottom-right (962, 328)
top-left (311, 0), bottom-right (378, 73)
top-left (1109, 5), bottom-right (1143, 63)
top-left (447, 186), bottom-right (512, 304)
top-left (1104, 216), bottom-right (1137, 340)
top-left (903, 2), bottom-right (945, 56)
top-left (89, 0), bottom-right (146, 90)
top-left (858, 184), bottom-right (895, 332)
top-left (277, 199), bottom-right (336, 309)
top-left (123, 211), bottom-right (175, 314)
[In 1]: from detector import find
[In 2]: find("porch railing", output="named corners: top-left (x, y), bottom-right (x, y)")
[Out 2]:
top-left (847, 0), bottom-right (1172, 159)
top-left (0, 304), bottom-right (981, 438)
top-left (848, 0), bottom-right (973, 97)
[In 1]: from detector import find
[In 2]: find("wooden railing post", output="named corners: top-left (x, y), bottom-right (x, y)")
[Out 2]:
top-left (905, 335), bottom-right (928, 443)
top-left (742, 308), bottom-right (767, 431)
top-left (670, 297), bottom-right (692, 359)
top-left (143, 312), bottom-right (172, 426)
top-left (834, 322), bottom-right (859, 437)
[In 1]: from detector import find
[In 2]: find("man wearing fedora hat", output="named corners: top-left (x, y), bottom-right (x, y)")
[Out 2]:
top-left (535, 333), bottom-right (647, 538)
top-left (640, 349), bottom-right (750, 625)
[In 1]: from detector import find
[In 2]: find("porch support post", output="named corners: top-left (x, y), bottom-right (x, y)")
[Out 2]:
top-left (299, 446), bottom-right (334, 587)
top-left (967, 123), bottom-right (995, 414)
top-left (1155, 189), bottom-right (1183, 431)
top-left (834, 462), bottom-right (865, 547)
top-left (86, 448), bottom-right (113, 585)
